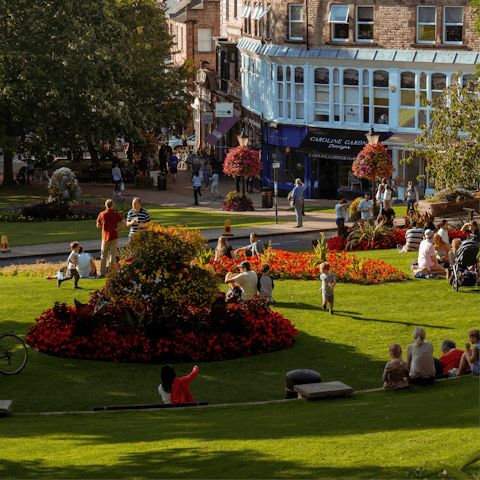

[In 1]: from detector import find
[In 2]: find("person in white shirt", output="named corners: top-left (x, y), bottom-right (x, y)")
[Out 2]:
top-left (357, 193), bottom-right (374, 226)
top-left (437, 220), bottom-right (450, 244)
top-left (192, 172), bottom-right (203, 205)
top-left (210, 171), bottom-right (220, 199)
top-left (225, 261), bottom-right (258, 301)
top-left (335, 199), bottom-right (350, 238)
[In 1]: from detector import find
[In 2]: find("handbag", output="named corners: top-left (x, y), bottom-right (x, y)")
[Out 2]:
top-left (384, 188), bottom-right (392, 201)
top-left (120, 182), bottom-right (125, 191)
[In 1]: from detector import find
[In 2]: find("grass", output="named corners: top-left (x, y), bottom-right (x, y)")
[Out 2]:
top-left (0, 248), bottom-right (478, 479)
top-left (0, 206), bottom-right (289, 247)
top-left (304, 204), bottom-right (409, 218)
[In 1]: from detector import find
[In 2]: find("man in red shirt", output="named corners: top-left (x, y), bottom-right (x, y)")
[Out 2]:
top-left (96, 199), bottom-right (126, 276)
top-left (439, 339), bottom-right (464, 374)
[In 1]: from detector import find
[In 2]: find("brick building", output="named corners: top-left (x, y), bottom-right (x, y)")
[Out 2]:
top-left (235, 0), bottom-right (479, 199)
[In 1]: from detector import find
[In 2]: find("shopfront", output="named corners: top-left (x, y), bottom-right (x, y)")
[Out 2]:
top-left (262, 125), bottom-right (391, 199)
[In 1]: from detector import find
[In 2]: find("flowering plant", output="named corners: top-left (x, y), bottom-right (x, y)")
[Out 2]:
top-left (223, 147), bottom-right (261, 178)
top-left (47, 167), bottom-right (82, 203)
top-left (223, 191), bottom-right (254, 211)
top-left (349, 197), bottom-right (364, 222)
top-left (207, 249), bottom-right (407, 285)
top-left (352, 143), bottom-right (393, 181)
top-left (134, 173), bottom-right (154, 189)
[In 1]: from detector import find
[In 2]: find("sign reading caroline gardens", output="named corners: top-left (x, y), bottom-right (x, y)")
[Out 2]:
top-left (298, 128), bottom-right (388, 160)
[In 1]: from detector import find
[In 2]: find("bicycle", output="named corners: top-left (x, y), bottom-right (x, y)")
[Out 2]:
top-left (0, 332), bottom-right (28, 375)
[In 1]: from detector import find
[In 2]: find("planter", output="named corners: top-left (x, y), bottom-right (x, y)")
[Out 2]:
top-left (417, 198), bottom-right (479, 217)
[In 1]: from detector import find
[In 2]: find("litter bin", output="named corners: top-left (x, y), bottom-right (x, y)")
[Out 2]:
top-left (262, 188), bottom-right (273, 208)
top-left (157, 173), bottom-right (166, 191)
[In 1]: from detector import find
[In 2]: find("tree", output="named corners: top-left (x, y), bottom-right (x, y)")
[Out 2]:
top-left (406, 75), bottom-right (480, 190)
top-left (0, 0), bottom-right (193, 185)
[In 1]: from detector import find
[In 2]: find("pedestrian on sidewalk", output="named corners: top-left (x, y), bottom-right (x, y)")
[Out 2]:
top-left (210, 170), bottom-right (220, 199)
top-left (96, 199), bottom-right (126, 276)
top-left (112, 163), bottom-right (122, 195)
top-left (291, 178), bottom-right (306, 228)
top-left (192, 171), bottom-right (203, 205)
top-left (169, 153), bottom-right (178, 182)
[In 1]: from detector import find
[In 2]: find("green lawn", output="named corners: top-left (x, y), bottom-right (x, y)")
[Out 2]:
top-left (0, 206), bottom-right (289, 247)
top-left (304, 205), bottom-right (409, 218)
top-left (0, 248), bottom-right (477, 479)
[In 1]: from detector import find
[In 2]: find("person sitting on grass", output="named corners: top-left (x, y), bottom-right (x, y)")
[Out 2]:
top-left (455, 329), bottom-right (480, 377)
top-left (432, 233), bottom-right (450, 268)
top-left (257, 263), bottom-right (275, 304)
top-left (158, 364), bottom-right (199, 404)
top-left (438, 340), bottom-right (464, 375)
top-left (412, 229), bottom-right (446, 277)
top-left (378, 200), bottom-right (395, 227)
top-left (224, 272), bottom-right (244, 304)
top-left (77, 246), bottom-right (97, 278)
top-left (57, 241), bottom-right (82, 289)
top-left (225, 260), bottom-right (258, 301)
top-left (319, 261), bottom-right (337, 315)
top-left (382, 343), bottom-right (409, 390)
top-left (460, 221), bottom-right (479, 243)
top-left (437, 220), bottom-right (450, 245)
top-left (398, 221), bottom-right (424, 253)
top-left (406, 327), bottom-right (436, 385)
top-left (234, 233), bottom-right (265, 258)
top-left (214, 236), bottom-right (236, 261)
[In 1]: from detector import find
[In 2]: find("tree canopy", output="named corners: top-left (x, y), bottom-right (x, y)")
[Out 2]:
top-left (0, 0), bottom-right (193, 185)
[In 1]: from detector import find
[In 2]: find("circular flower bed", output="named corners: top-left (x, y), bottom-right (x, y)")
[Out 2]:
top-left (26, 225), bottom-right (298, 363)
top-left (207, 250), bottom-right (408, 284)
top-left (327, 230), bottom-right (469, 252)
top-left (26, 299), bottom-right (297, 363)
top-left (223, 191), bottom-right (254, 211)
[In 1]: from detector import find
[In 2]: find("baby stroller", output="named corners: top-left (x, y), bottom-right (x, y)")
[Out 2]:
top-left (16, 167), bottom-right (27, 186)
top-left (450, 239), bottom-right (479, 291)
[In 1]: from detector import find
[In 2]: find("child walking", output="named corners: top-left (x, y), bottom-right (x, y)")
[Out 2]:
top-left (319, 262), bottom-right (336, 314)
top-left (58, 241), bottom-right (82, 289)
top-left (257, 263), bottom-right (275, 304)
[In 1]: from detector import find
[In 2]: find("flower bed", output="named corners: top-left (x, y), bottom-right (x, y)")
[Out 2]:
top-left (223, 191), bottom-right (254, 211)
top-left (26, 299), bottom-right (298, 363)
top-left (207, 250), bottom-right (408, 284)
top-left (327, 230), bottom-right (469, 252)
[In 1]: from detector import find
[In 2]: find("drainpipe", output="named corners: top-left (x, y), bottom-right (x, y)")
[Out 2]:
top-left (305, 0), bottom-right (309, 50)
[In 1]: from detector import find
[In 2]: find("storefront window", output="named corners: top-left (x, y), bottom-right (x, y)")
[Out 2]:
top-left (283, 149), bottom-right (304, 185)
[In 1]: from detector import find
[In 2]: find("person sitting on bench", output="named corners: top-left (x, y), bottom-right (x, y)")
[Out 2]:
top-left (158, 364), bottom-right (199, 404)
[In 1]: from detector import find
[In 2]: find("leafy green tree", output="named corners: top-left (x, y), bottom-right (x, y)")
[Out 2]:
top-left (0, 0), bottom-right (193, 186)
top-left (406, 75), bottom-right (480, 190)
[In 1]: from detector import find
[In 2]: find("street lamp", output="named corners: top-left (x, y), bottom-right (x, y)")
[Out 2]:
top-left (236, 128), bottom-right (249, 195)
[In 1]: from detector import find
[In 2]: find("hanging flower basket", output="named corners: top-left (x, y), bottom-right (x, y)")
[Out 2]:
top-left (223, 147), bottom-right (261, 178)
top-left (352, 143), bottom-right (393, 181)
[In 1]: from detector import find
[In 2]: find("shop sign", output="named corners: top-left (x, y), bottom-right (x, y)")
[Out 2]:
top-left (298, 127), bottom-right (388, 159)
top-left (202, 112), bottom-right (214, 124)
top-left (215, 102), bottom-right (234, 117)
top-left (267, 126), bottom-right (305, 147)
top-left (205, 116), bottom-right (238, 146)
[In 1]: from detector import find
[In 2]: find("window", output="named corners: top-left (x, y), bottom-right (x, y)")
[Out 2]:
top-left (372, 70), bottom-right (389, 124)
top-left (259, 5), bottom-right (271, 37)
top-left (329, 4), bottom-right (349, 41)
top-left (417, 6), bottom-right (436, 43)
top-left (277, 66), bottom-right (284, 117)
top-left (289, 5), bottom-right (303, 40)
top-left (356, 6), bottom-right (373, 42)
top-left (294, 67), bottom-right (304, 120)
top-left (253, 4), bottom-right (263, 36)
top-left (444, 6), bottom-right (463, 43)
top-left (242, 1), bottom-right (252, 34)
top-left (343, 69), bottom-right (359, 123)
top-left (198, 29), bottom-right (211, 52)
top-left (314, 68), bottom-right (329, 122)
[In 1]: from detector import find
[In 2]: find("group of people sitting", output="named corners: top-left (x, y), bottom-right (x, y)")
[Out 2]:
top-left (398, 219), bottom-right (478, 279)
top-left (214, 233), bottom-right (265, 261)
top-left (382, 328), bottom-right (480, 389)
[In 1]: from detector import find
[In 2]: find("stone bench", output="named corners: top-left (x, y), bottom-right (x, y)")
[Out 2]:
top-left (0, 400), bottom-right (13, 416)
top-left (92, 402), bottom-right (208, 412)
top-left (294, 381), bottom-right (353, 400)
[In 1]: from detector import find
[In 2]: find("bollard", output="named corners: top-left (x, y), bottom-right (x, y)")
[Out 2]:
top-left (1, 235), bottom-right (11, 253)
top-left (223, 220), bottom-right (233, 236)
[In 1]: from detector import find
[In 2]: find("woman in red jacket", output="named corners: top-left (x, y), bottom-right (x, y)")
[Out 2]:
top-left (158, 364), bottom-right (199, 404)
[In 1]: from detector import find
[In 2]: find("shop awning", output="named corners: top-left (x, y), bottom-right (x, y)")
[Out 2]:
top-left (382, 133), bottom-right (421, 147)
top-left (297, 127), bottom-right (389, 160)
top-left (205, 116), bottom-right (238, 146)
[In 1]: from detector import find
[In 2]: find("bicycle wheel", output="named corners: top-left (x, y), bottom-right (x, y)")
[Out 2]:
top-left (0, 334), bottom-right (28, 375)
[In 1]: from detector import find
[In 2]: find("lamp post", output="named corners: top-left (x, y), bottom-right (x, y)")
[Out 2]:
top-left (236, 128), bottom-right (249, 195)
top-left (365, 126), bottom-right (381, 198)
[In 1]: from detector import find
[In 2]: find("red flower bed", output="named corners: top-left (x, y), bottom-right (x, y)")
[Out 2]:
top-left (207, 250), bottom-right (407, 284)
top-left (26, 299), bottom-right (298, 364)
top-left (326, 230), bottom-right (468, 252)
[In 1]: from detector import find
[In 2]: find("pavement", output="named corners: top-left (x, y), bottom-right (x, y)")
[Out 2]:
top-left (1, 159), bottom-right (476, 263)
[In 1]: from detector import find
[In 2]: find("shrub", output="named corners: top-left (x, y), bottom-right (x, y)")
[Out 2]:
top-left (48, 167), bottom-right (82, 203)
top-left (349, 197), bottom-right (364, 221)
top-left (134, 173), bottom-right (154, 189)
top-left (223, 191), bottom-right (254, 211)
top-left (346, 222), bottom-right (392, 250)
top-left (430, 186), bottom-right (473, 202)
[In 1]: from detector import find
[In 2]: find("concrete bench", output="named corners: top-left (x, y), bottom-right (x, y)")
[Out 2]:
top-left (294, 381), bottom-right (353, 400)
top-left (0, 400), bottom-right (13, 416)
top-left (92, 402), bottom-right (208, 412)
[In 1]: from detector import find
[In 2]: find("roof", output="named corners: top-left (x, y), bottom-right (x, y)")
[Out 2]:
top-left (237, 40), bottom-right (480, 65)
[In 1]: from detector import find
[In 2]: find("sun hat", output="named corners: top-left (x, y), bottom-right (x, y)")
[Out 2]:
top-left (425, 229), bottom-right (435, 238)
